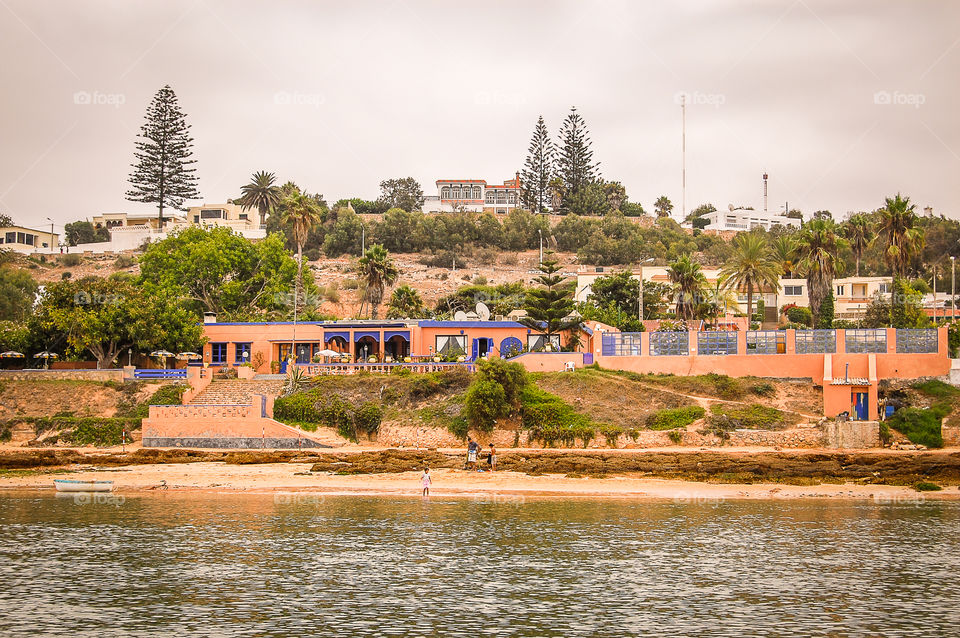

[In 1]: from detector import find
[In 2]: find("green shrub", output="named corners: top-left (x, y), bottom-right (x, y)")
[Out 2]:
top-left (274, 392), bottom-right (322, 423)
top-left (447, 416), bottom-right (469, 440)
top-left (708, 403), bottom-right (788, 429)
top-left (879, 421), bottom-right (892, 445)
top-left (0, 423), bottom-right (11, 442)
top-left (646, 405), bottom-right (705, 430)
top-left (61, 254), bottom-right (82, 267)
top-left (353, 402), bottom-right (382, 437)
top-left (464, 379), bottom-right (507, 433)
top-left (912, 380), bottom-right (960, 400)
top-left (521, 386), bottom-right (596, 446)
top-left (786, 306), bottom-right (813, 326)
top-left (749, 381), bottom-right (776, 397)
top-left (915, 481), bottom-right (943, 492)
top-left (114, 255), bottom-right (135, 269)
top-left (887, 407), bottom-right (945, 448)
top-left (667, 430), bottom-right (683, 445)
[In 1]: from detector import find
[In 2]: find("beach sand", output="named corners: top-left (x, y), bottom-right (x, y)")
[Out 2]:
top-left (3, 461), bottom-right (959, 501)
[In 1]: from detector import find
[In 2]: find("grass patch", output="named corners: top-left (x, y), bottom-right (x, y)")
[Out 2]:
top-left (887, 406), bottom-right (946, 448)
top-left (914, 481), bottom-right (943, 492)
top-left (912, 380), bottom-right (960, 400)
top-left (708, 403), bottom-right (794, 430)
top-left (600, 370), bottom-right (747, 400)
top-left (646, 405), bottom-right (705, 430)
top-left (520, 386), bottom-right (597, 447)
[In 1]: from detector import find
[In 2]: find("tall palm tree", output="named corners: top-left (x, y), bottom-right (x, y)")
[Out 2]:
top-left (771, 234), bottom-right (799, 278)
top-left (842, 214), bottom-right (875, 277)
top-left (795, 219), bottom-right (848, 327)
top-left (280, 192), bottom-right (323, 363)
top-left (358, 244), bottom-right (399, 320)
top-left (719, 233), bottom-right (782, 323)
top-left (878, 193), bottom-right (924, 279)
top-left (238, 171), bottom-right (282, 226)
top-left (667, 254), bottom-right (706, 320)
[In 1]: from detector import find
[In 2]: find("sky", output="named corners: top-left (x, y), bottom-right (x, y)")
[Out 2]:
top-left (1, 0), bottom-right (958, 233)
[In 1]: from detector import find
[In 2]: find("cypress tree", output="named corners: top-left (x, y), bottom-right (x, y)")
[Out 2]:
top-left (126, 85), bottom-right (200, 225)
top-left (520, 115), bottom-right (555, 213)
top-left (556, 107), bottom-right (600, 212)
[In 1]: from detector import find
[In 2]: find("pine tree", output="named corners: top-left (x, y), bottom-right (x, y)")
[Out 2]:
top-left (520, 115), bottom-right (555, 213)
top-left (556, 107), bottom-right (599, 212)
top-left (126, 85), bottom-right (200, 225)
top-left (520, 257), bottom-right (578, 349)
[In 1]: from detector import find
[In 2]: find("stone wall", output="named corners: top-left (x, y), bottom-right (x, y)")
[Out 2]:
top-left (0, 369), bottom-right (124, 382)
top-left (144, 437), bottom-right (326, 449)
top-left (821, 420), bottom-right (880, 449)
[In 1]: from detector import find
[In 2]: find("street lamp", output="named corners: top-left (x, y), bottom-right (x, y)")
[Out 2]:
top-left (638, 258), bottom-right (654, 324)
top-left (538, 229), bottom-right (543, 267)
top-left (952, 256), bottom-right (956, 321)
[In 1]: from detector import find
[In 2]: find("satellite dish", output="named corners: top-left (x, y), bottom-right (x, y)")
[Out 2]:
top-left (476, 302), bottom-right (491, 321)
top-left (728, 203), bottom-right (735, 211)
top-left (454, 310), bottom-right (469, 321)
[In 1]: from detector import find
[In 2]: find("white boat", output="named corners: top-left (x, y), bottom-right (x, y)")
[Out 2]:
top-left (54, 479), bottom-right (114, 493)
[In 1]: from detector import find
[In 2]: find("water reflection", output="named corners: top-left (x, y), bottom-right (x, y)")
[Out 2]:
top-left (0, 493), bottom-right (957, 637)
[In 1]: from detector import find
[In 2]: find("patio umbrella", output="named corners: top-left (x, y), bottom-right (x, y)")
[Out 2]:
top-left (0, 351), bottom-right (25, 358)
top-left (33, 351), bottom-right (59, 359)
top-left (176, 352), bottom-right (202, 360)
top-left (316, 349), bottom-right (342, 357)
top-left (150, 350), bottom-right (175, 358)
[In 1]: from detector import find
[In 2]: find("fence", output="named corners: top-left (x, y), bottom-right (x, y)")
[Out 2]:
top-left (133, 368), bottom-right (188, 380)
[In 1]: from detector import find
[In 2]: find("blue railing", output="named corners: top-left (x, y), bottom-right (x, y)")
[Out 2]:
top-left (133, 368), bottom-right (187, 379)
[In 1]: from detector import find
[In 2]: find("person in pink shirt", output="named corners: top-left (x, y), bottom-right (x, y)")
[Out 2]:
top-left (421, 467), bottom-right (432, 496)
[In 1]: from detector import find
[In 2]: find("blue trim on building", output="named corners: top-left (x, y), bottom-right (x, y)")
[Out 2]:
top-left (417, 320), bottom-right (526, 328)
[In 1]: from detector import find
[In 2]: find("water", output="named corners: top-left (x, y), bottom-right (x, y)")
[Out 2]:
top-left (0, 492), bottom-right (958, 637)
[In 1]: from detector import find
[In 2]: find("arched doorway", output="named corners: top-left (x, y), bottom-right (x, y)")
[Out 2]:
top-left (326, 336), bottom-right (349, 356)
top-left (499, 337), bottom-right (522, 359)
top-left (384, 335), bottom-right (409, 361)
top-left (355, 336), bottom-right (379, 361)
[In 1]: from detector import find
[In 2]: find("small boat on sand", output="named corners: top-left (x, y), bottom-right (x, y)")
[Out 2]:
top-left (54, 479), bottom-right (115, 493)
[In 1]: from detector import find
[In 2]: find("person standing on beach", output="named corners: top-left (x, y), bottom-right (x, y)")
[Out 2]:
top-left (466, 438), bottom-right (479, 470)
top-left (421, 468), bottom-right (431, 496)
top-left (487, 443), bottom-right (497, 472)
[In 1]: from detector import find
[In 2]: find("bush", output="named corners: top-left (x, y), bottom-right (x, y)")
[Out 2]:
top-left (274, 392), bottom-right (322, 423)
top-left (521, 386), bottom-right (596, 446)
top-left (749, 381), bottom-right (776, 397)
top-left (786, 306), bottom-right (813, 326)
top-left (61, 271), bottom-right (72, 280)
top-left (61, 254), bottom-right (82, 267)
top-left (447, 416), bottom-right (469, 440)
top-left (114, 255), bottom-right (135, 269)
top-left (463, 379), bottom-right (507, 433)
top-left (915, 481), bottom-right (943, 492)
top-left (887, 407), bottom-right (945, 448)
top-left (341, 278), bottom-right (360, 290)
top-left (667, 430), bottom-right (683, 445)
top-left (912, 379), bottom-right (960, 400)
top-left (353, 402), bottom-right (382, 437)
top-left (646, 405), bottom-right (705, 430)
top-left (708, 403), bottom-right (788, 429)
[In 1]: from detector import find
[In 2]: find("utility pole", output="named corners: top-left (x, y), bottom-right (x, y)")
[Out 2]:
top-left (361, 223), bottom-right (365, 255)
top-left (681, 94), bottom-right (686, 221)
top-left (952, 256), bottom-right (955, 321)
top-left (538, 229), bottom-right (543, 267)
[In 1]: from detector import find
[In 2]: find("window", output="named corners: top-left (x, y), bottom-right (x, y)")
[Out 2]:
top-left (698, 331), bottom-right (738, 355)
top-left (845, 329), bottom-right (887, 353)
top-left (601, 333), bottom-right (642, 356)
top-left (783, 285), bottom-right (803, 296)
top-left (836, 285), bottom-right (845, 296)
top-left (4, 232), bottom-right (13, 244)
top-left (441, 187), bottom-right (451, 199)
top-left (200, 209), bottom-right (224, 219)
top-left (211, 343), bottom-right (227, 365)
top-left (795, 330), bottom-right (836, 354)
top-left (878, 283), bottom-right (890, 294)
top-left (747, 331), bottom-right (785, 354)
top-left (649, 331), bottom-right (689, 356)
top-left (234, 342), bottom-right (252, 364)
top-left (435, 335), bottom-right (467, 357)
top-left (485, 193), bottom-right (495, 204)
top-left (194, 216), bottom-right (200, 223)
top-left (527, 334), bottom-right (560, 352)
top-left (238, 213), bottom-right (248, 220)
top-left (896, 329), bottom-right (938, 354)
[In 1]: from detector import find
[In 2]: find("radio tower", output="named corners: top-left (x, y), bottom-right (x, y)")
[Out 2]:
top-left (762, 172), bottom-right (768, 214)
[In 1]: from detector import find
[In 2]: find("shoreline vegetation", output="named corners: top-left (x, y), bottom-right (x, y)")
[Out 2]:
top-left (1, 448), bottom-right (959, 499)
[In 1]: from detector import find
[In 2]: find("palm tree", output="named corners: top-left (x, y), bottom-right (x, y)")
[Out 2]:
top-left (795, 219), bottom-right (848, 327)
top-left (719, 234), bottom-right (782, 324)
top-left (771, 235), bottom-right (798, 278)
top-left (386, 284), bottom-right (427, 319)
top-left (878, 194), bottom-right (924, 279)
top-left (842, 214), bottom-right (875, 277)
top-left (667, 254), bottom-right (706, 320)
top-left (280, 192), bottom-right (324, 363)
top-left (238, 171), bottom-right (282, 226)
top-left (358, 244), bottom-right (399, 319)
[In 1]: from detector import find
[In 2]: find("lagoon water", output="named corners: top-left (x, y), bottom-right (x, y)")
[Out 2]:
top-left (0, 492), bottom-right (958, 637)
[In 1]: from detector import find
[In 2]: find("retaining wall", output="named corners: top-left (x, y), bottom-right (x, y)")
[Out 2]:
top-left (0, 369), bottom-right (124, 382)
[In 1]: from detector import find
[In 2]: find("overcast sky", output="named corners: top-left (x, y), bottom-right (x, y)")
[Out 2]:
top-left (1, 0), bottom-right (958, 231)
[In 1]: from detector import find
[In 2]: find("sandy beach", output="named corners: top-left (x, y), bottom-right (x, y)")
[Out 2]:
top-left (3, 460), bottom-right (959, 501)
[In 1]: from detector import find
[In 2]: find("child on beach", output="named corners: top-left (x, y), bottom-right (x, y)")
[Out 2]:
top-left (487, 443), bottom-right (497, 472)
top-left (421, 468), bottom-right (431, 496)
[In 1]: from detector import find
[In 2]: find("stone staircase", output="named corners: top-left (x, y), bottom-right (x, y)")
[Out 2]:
top-left (189, 378), bottom-right (286, 405)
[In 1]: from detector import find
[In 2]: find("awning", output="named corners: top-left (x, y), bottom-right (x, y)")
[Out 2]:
top-left (384, 330), bottom-right (410, 341)
top-left (354, 331), bottom-right (380, 342)
top-left (324, 331), bottom-right (350, 342)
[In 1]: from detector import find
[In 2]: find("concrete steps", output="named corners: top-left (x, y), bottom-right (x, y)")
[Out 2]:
top-left (189, 378), bottom-right (286, 405)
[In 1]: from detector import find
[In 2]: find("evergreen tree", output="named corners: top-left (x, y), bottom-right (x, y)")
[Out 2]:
top-left (817, 289), bottom-right (834, 328)
top-left (520, 257), bottom-right (578, 349)
top-left (520, 116), bottom-right (555, 213)
top-left (126, 85), bottom-right (200, 225)
top-left (556, 107), bottom-right (599, 212)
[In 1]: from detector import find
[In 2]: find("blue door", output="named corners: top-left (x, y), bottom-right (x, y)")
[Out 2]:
top-left (472, 338), bottom-right (492, 360)
top-left (853, 391), bottom-right (869, 420)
